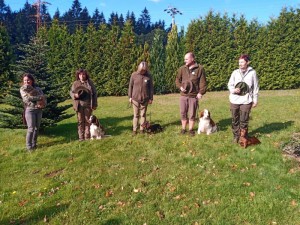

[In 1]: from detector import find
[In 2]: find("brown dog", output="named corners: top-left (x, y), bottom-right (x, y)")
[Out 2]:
top-left (239, 129), bottom-right (261, 148)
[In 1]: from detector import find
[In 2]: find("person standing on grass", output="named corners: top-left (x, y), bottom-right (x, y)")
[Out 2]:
top-left (128, 61), bottom-right (154, 136)
top-left (228, 54), bottom-right (259, 143)
top-left (70, 69), bottom-right (98, 141)
top-left (175, 52), bottom-right (207, 136)
top-left (20, 73), bottom-right (46, 151)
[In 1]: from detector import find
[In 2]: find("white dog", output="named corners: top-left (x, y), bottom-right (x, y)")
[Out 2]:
top-left (197, 109), bottom-right (217, 135)
top-left (89, 115), bottom-right (106, 139)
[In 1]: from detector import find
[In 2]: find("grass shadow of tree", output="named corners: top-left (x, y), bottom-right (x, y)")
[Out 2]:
top-left (1, 203), bottom-right (69, 225)
top-left (44, 115), bottom-right (133, 142)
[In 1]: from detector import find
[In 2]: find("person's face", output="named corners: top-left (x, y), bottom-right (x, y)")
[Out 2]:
top-left (23, 76), bottom-right (33, 86)
top-left (239, 59), bottom-right (249, 71)
top-left (79, 73), bottom-right (87, 82)
top-left (184, 54), bottom-right (194, 67)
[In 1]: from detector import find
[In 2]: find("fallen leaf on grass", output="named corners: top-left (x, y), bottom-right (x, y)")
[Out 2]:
top-left (291, 200), bottom-right (297, 206)
top-left (117, 201), bottom-right (126, 207)
top-left (156, 210), bottom-right (165, 220)
top-left (105, 190), bottom-right (113, 197)
top-left (249, 192), bottom-right (255, 198)
top-left (139, 157), bottom-right (148, 163)
top-left (194, 202), bottom-right (201, 208)
top-left (98, 205), bottom-right (105, 210)
top-left (18, 199), bottom-right (28, 207)
top-left (243, 182), bottom-right (251, 186)
top-left (44, 168), bottom-right (64, 178)
top-left (133, 188), bottom-right (141, 193)
top-left (93, 184), bottom-right (102, 189)
top-left (43, 215), bottom-right (48, 223)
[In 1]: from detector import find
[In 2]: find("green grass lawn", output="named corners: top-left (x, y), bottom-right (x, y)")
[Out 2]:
top-left (1, 90), bottom-right (300, 225)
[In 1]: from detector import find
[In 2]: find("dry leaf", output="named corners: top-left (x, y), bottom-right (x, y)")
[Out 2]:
top-left (105, 190), bottom-right (113, 197)
top-left (194, 202), bottom-right (201, 208)
top-left (117, 201), bottom-right (126, 207)
top-left (291, 200), bottom-right (297, 206)
top-left (43, 215), bottom-right (48, 223)
top-left (133, 188), bottom-right (141, 193)
top-left (249, 192), bottom-right (255, 198)
top-left (18, 199), bottom-right (28, 207)
top-left (156, 210), bottom-right (165, 220)
top-left (243, 182), bottom-right (251, 186)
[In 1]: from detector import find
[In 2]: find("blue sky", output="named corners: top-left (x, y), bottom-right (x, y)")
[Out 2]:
top-left (7, 0), bottom-right (300, 28)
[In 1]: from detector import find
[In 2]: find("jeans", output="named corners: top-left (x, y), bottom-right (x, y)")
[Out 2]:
top-left (25, 108), bottom-right (42, 150)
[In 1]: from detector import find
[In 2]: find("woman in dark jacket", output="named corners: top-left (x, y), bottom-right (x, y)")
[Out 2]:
top-left (70, 69), bottom-right (98, 141)
top-left (128, 62), bottom-right (154, 135)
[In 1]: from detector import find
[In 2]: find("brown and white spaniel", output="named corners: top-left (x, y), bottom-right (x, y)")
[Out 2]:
top-left (89, 115), bottom-right (106, 140)
top-left (197, 109), bottom-right (217, 135)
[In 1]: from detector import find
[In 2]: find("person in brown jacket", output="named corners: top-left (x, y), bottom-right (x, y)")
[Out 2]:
top-left (175, 52), bottom-right (207, 136)
top-left (70, 69), bottom-right (98, 141)
top-left (128, 61), bottom-right (154, 135)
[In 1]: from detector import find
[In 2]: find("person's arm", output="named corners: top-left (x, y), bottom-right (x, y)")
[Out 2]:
top-left (198, 67), bottom-right (207, 97)
top-left (252, 71), bottom-right (259, 107)
top-left (128, 74), bottom-right (134, 103)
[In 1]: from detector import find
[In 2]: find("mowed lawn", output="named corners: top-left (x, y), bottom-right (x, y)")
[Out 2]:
top-left (0, 89), bottom-right (300, 225)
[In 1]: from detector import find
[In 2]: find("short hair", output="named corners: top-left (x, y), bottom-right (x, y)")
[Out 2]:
top-left (239, 54), bottom-right (250, 62)
top-left (137, 61), bottom-right (148, 73)
top-left (22, 73), bottom-right (36, 87)
top-left (75, 68), bottom-right (90, 80)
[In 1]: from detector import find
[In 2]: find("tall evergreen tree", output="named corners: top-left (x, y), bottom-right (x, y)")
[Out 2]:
top-left (47, 19), bottom-right (72, 97)
top-left (165, 25), bottom-right (181, 93)
top-left (257, 7), bottom-right (300, 89)
top-left (0, 31), bottom-right (72, 129)
top-left (136, 7), bottom-right (151, 34)
top-left (92, 9), bottom-right (106, 27)
top-left (150, 29), bottom-right (166, 94)
top-left (0, 24), bottom-right (13, 96)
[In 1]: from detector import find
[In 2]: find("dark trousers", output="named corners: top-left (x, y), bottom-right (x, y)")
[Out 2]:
top-left (77, 105), bottom-right (92, 140)
top-left (230, 103), bottom-right (252, 138)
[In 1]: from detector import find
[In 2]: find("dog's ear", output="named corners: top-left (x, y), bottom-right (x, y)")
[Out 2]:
top-left (200, 111), bottom-right (204, 118)
top-left (210, 119), bottom-right (216, 127)
top-left (95, 118), bottom-right (100, 127)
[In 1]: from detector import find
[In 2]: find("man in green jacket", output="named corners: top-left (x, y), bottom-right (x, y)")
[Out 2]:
top-left (175, 52), bottom-right (207, 136)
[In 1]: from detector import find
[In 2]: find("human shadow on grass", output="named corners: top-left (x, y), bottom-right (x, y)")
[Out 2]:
top-left (215, 117), bottom-right (232, 131)
top-left (101, 218), bottom-right (123, 225)
top-left (251, 121), bottom-right (294, 134)
top-left (1, 203), bottom-right (69, 225)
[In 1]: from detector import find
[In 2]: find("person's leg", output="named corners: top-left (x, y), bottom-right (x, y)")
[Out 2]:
top-left (188, 97), bottom-right (198, 136)
top-left (132, 100), bottom-right (140, 133)
top-left (230, 103), bottom-right (241, 142)
top-left (139, 102), bottom-right (148, 131)
top-left (240, 103), bottom-right (252, 136)
top-left (25, 109), bottom-right (35, 150)
top-left (84, 107), bottom-right (92, 140)
top-left (32, 110), bottom-right (42, 148)
top-left (77, 106), bottom-right (85, 141)
top-left (180, 96), bottom-right (188, 133)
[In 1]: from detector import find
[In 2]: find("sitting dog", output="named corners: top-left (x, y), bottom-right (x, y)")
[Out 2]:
top-left (197, 109), bottom-right (217, 135)
top-left (141, 121), bottom-right (163, 134)
top-left (89, 115), bottom-right (106, 139)
top-left (21, 84), bottom-right (46, 109)
top-left (239, 129), bottom-right (261, 148)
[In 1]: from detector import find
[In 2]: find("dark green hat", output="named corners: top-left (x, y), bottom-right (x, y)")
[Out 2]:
top-left (74, 86), bottom-right (91, 99)
top-left (235, 82), bottom-right (249, 96)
